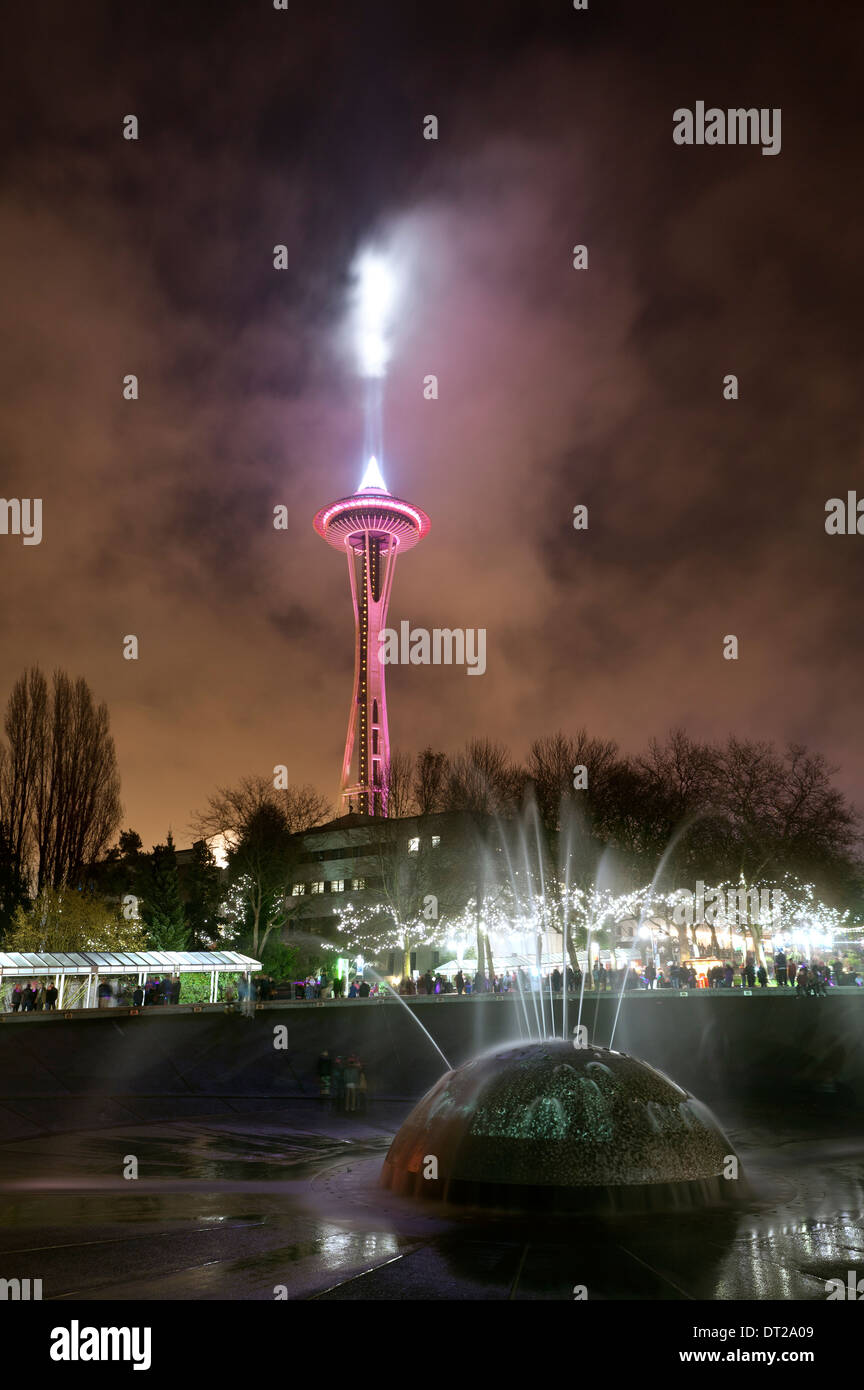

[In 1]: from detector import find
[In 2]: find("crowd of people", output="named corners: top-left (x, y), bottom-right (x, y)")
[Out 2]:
top-left (6, 980), bottom-right (59, 1011)
top-left (396, 965), bottom-right (653, 995)
top-left (5, 952), bottom-right (860, 1016)
top-left (127, 977), bottom-right (182, 1007)
top-left (3, 974), bottom-right (185, 1012)
top-left (235, 974), bottom-right (385, 1002)
top-left (391, 955), bottom-right (862, 997)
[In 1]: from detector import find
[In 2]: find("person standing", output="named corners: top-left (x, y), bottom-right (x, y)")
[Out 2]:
top-left (774, 950), bottom-right (788, 987)
top-left (11, 983), bottom-right (22, 1012)
top-left (343, 1055), bottom-right (359, 1112)
top-left (787, 959), bottom-right (797, 989)
top-left (455, 970), bottom-right (464, 995)
top-left (45, 981), bottom-right (58, 1011)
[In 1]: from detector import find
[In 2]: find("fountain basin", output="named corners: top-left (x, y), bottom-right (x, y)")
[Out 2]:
top-left (380, 1041), bottom-right (744, 1211)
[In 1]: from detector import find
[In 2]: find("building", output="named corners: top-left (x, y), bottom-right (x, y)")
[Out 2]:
top-left (285, 810), bottom-right (479, 981)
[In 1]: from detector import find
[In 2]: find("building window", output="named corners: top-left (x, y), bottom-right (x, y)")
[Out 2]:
top-left (431, 835), bottom-right (441, 848)
top-left (310, 881), bottom-right (325, 895)
top-left (408, 837), bottom-right (420, 853)
top-left (351, 877), bottom-right (366, 891)
top-left (331, 879), bottom-right (345, 892)
top-left (292, 883), bottom-right (306, 895)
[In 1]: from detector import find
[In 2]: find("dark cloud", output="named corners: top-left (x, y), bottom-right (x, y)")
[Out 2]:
top-left (1, 0), bottom-right (862, 845)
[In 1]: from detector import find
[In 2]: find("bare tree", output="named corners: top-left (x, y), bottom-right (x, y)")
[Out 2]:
top-left (447, 738), bottom-right (523, 818)
top-left (193, 774), bottom-right (331, 844)
top-left (0, 668), bottom-right (122, 892)
top-left (413, 747), bottom-right (449, 815)
top-left (444, 739), bottom-right (524, 980)
top-left (527, 729), bottom-right (619, 833)
top-left (360, 751), bottom-right (467, 976)
top-left (0, 668), bottom-right (47, 878)
top-left (379, 751), bottom-right (416, 820)
top-left (192, 774), bottom-right (332, 960)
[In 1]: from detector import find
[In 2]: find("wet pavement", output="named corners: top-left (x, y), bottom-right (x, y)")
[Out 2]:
top-left (0, 1099), bottom-right (862, 1300)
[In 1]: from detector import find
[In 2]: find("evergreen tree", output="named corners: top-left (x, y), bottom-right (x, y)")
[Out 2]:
top-left (226, 802), bottom-right (295, 960)
top-left (185, 838), bottom-right (222, 949)
top-left (141, 832), bottom-right (188, 949)
top-left (119, 828), bottom-right (143, 860)
top-left (92, 828), bottom-right (144, 901)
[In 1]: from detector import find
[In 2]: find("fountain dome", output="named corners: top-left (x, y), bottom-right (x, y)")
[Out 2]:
top-left (381, 1041), bottom-right (742, 1211)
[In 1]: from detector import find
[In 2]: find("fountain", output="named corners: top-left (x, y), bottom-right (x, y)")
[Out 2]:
top-left (381, 1040), bottom-right (743, 1211)
top-left (378, 791), bottom-right (745, 1212)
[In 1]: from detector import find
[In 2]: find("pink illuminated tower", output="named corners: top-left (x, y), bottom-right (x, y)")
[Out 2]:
top-left (314, 457), bottom-right (431, 816)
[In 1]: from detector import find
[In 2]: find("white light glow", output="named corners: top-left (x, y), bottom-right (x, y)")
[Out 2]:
top-left (359, 455), bottom-right (388, 492)
top-left (353, 250), bottom-right (396, 378)
top-left (210, 834), bottom-right (230, 869)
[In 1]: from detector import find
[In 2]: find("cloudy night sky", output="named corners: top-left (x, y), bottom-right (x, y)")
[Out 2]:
top-left (1, 0), bottom-right (862, 849)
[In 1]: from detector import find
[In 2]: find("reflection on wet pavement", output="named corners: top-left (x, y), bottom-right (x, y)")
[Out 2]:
top-left (0, 1101), bottom-right (861, 1300)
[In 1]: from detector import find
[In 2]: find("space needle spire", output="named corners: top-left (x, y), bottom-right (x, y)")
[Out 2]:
top-left (313, 457), bottom-right (430, 816)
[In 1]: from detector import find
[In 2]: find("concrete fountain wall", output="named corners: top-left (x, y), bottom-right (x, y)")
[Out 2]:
top-left (0, 992), bottom-right (861, 1142)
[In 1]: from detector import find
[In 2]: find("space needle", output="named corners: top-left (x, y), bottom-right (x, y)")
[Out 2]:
top-left (314, 457), bottom-right (430, 816)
